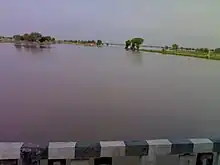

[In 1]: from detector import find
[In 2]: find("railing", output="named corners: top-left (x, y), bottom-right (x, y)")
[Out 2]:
top-left (0, 138), bottom-right (220, 165)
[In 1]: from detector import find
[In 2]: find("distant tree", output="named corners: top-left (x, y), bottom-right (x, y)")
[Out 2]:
top-left (214, 48), bottom-right (220, 53)
top-left (131, 38), bottom-right (144, 51)
top-left (172, 44), bottom-right (179, 50)
top-left (125, 40), bottom-right (131, 49)
top-left (164, 46), bottom-right (169, 50)
top-left (131, 38), bottom-right (144, 46)
top-left (23, 33), bottom-right (30, 41)
top-left (29, 32), bottom-right (42, 41)
top-left (203, 48), bottom-right (209, 53)
top-left (97, 40), bottom-right (103, 46)
top-left (44, 36), bottom-right (51, 41)
top-left (13, 35), bottom-right (22, 41)
top-left (199, 48), bottom-right (204, 52)
top-left (130, 43), bottom-right (136, 51)
top-left (20, 36), bottom-right (24, 40)
top-left (39, 37), bottom-right (47, 43)
top-left (124, 38), bottom-right (144, 51)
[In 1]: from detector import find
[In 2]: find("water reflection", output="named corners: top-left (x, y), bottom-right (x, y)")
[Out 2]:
top-left (15, 46), bottom-right (52, 54)
top-left (126, 51), bottom-right (143, 66)
top-left (15, 46), bottom-right (22, 52)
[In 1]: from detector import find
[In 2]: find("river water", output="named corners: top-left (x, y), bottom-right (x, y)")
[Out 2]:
top-left (0, 43), bottom-right (220, 145)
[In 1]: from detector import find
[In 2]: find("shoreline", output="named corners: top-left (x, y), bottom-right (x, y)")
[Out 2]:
top-left (140, 49), bottom-right (220, 61)
top-left (0, 40), bottom-right (100, 47)
top-left (1, 40), bottom-right (220, 61)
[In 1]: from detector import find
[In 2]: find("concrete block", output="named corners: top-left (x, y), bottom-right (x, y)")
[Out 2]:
top-left (190, 139), bottom-right (213, 153)
top-left (49, 142), bottom-right (76, 159)
top-left (100, 141), bottom-right (125, 157)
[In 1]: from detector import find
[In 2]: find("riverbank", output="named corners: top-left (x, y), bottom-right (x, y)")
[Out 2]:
top-left (140, 49), bottom-right (220, 60)
top-left (57, 40), bottom-right (103, 47)
top-left (61, 41), bottom-right (97, 47)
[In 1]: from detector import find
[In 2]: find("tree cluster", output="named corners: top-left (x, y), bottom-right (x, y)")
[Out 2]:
top-left (214, 48), bottom-right (220, 53)
top-left (13, 32), bottom-right (55, 43)
top-left (125, 38), bottom-right (144, 51)
top-left (61, 39), bottom-right (103, 46)
top-left (63, 40), bottom-right (96, 44)
top-left (170, 44), bottom-right (211, 53)
top-left (96, 40), bottom-right (103, 46)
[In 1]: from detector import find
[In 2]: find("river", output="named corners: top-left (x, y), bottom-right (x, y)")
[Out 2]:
top-left (0, 43), bottom-right (220, 145)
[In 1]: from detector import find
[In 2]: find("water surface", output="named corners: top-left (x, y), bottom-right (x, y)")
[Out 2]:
top-left (0, 43), bottom-right (220, 144)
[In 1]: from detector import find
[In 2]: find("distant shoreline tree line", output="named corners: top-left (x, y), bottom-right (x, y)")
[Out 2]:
top-left (124, 38), bottom-right (220, 54)
top-left (8, 32), bottom-right (104, 46)
top-left (13, 32), bottom-right (56, 43)
top-left (0, 34), bottom-right (219, 52)
top-left (168, 44), bottom-right (220, 54)
top-left (57, 39), bottom-right (103, 46)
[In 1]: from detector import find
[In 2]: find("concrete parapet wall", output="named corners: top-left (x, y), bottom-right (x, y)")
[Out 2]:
top-left (0, 138), bottom-right (220, 165)
top-left (47, 138), bottom-right (220, 159)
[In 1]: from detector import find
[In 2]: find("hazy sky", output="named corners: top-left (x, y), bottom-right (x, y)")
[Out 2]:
top-left (0, 0), bottom-right (219, 48)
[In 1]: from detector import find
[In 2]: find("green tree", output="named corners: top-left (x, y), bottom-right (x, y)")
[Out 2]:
top-left (215, 48), bottom-right (220, 53)
top-left (13, 35), bottom-right (22, 41)
top-left (130, 43), bottom-right (136, 51)
top-left (97, 40), bottom-right (103, 46)
top-left (44, 36), bottom-right (51, 41)
top-left (23, 33), bottom-right (31, 41)
top-left (39, 37), bottom-right (47, 43)
top-left (125, 40), bottom-right (131, 49)
top-left (29, 32), bottom-right (42, 41)
top-left (203, 48), bottom-right (209, 53)
top-left (172, 44), bottom-right (179, 50)
top-left (164, 46), bottom-right (169, 50)
top-left (162, 47), bottom-right (165, 53)
top-left (131, 38), bottom-right (144, 51)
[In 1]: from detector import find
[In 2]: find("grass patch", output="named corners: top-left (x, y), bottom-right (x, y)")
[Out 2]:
top-left (140, 49), bottom-right (220, 61)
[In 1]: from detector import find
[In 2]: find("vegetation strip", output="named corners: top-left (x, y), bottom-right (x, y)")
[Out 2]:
top-left (124, 38), bottom-right (220, 60)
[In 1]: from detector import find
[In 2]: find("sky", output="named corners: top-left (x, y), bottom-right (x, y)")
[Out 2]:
top-left (0, 0), bottom-right (219, 48)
